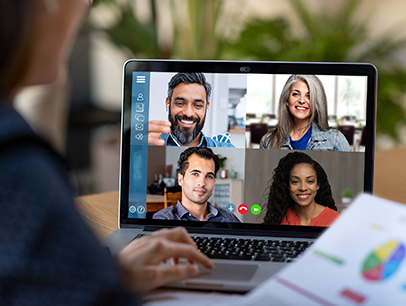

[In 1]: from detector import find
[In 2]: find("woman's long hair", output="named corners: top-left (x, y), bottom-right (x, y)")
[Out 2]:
top-left (0, 1), bottom-right (35, 97)
top-left (261, 75), bottom-right (330, 149)
top-left (262, 152), bottom-right (336, 225)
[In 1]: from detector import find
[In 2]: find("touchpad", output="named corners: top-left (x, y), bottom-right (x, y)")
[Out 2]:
top-left (194, 263), bottom-right (258, 281)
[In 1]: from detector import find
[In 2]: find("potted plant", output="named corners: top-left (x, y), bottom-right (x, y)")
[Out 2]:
top-left (341, 189), bottom-right (353, 205)
top-left (218, 155), bottom-right (228, 179)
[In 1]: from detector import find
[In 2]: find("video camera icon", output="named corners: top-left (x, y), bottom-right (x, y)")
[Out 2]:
top-left (251, 204), bottom-right (261, 215)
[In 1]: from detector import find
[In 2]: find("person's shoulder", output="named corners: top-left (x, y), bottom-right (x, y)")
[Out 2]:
top-left (211, 133), bottom-right (235, 147)
top-left (326, 128), bottom-right (352, 151)
top-left (0, 116), bottom-right (67, 193)
top-left (0, 147), bottom-right (138, 305)
top-left (216, 208), bottom-right (241, 223)
top-left (260, 129), bottom-right (277, 149)
top-left (281, 208), bottom-right (300, 225)
top-left (323, 206), bottom-right (341, 216)
top-left (153, 206), bottom-right (176, 220)
top-left (319, 125), bottom-right (344, 138)
top-left (159, 133), bottom-right (175, 146)
top-left (330, 128), bottom-right (347, 139)
top-left (316, 207), bottom-right (341, 225)
top-left (324, 127), bottom-right (341, 136)
top-left (285, 207), bottom-right (296, 218)
top-left (0, 137), bottom-right (74, 223)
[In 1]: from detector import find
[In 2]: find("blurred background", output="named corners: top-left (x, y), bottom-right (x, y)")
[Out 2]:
top-left (14, 0), bottom-right (406, 195)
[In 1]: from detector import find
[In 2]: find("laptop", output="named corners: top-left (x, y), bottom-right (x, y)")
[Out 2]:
top-left (103, 60), bottom-right (377, 292)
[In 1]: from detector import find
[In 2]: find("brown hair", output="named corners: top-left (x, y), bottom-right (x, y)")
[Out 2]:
top-left (178, 147), bottom-right (220, 176)
top-left (0, 1), bottom-right (36, 98)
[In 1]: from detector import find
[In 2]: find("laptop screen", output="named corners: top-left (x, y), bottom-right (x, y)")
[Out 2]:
top-left (120, 60), bottom-right (376, 233)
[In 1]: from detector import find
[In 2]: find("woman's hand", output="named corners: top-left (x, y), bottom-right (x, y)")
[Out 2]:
top-left (115, 227), bottom-right (214, 293)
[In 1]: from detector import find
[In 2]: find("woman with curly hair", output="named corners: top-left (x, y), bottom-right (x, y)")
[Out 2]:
top-left (262, 152), bottom-right (340, 226)
top-left (260, 74), bottom-right (351, 151)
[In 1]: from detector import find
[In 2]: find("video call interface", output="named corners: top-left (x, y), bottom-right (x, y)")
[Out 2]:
top-left (127, 71), bottom-right (368, 227)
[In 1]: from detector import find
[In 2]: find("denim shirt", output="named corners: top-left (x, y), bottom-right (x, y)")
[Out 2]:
top-left (153, 201), bottom-right (241, 223)
top-left (160, 131), bottom-right (235, 148)
top-left (260, 122), bottom-right (352, 152)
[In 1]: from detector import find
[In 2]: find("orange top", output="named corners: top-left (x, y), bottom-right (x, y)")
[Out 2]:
top-left (281, 207), bottom-right (340, 227)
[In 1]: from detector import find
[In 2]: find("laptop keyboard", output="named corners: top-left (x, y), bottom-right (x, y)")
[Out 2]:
top-left (134, 234), bottom-right (312, 262)
top-left (193, 237), bottom-right (312, 262)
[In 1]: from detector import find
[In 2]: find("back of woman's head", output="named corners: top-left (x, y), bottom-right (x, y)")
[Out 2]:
top-left (262, 151), bottom-right (336, 224)
top-left (0, 1), bottom-right (35, 98)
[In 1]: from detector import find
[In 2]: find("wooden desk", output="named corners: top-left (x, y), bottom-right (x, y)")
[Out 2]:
top-left (75, 147), bottom-right (406, 240)
top-left (374, 146), bottom-right (406, 205)
top-left (75, 193), bottom-right (163, 240)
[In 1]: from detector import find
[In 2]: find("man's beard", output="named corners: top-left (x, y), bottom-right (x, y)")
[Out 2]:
top-left (169, 109), bottom-right (206, 145)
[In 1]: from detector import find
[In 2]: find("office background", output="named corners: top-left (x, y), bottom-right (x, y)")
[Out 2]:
top-left (13, 0), bottom-right (406, 198)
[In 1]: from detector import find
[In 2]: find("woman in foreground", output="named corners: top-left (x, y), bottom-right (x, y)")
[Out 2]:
top-left (0, 1), bottom-right (212, 304)
top-left (262, 152), bottom-right (340, 226)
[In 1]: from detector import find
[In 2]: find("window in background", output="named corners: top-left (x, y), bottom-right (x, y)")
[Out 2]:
top-left (337, 76), bottom-right (367, 121)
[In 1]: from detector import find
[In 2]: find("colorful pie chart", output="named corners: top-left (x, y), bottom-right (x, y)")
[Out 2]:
top-left (362, 241), bottom-right (405, 281)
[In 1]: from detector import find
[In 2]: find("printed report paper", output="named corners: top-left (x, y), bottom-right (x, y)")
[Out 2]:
top-left (235, 194), bottom-right (406, 306)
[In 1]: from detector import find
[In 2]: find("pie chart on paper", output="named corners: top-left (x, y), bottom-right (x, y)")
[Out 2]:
top-left (362, 241), bottom-right (405, 281)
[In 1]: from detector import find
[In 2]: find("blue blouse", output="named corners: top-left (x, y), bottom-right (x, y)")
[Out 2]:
top-left (289, 126), bottom-right (312, 150)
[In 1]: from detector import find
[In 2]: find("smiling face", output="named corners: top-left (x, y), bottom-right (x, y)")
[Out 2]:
top-left (289, 163), bottom-right (320, 208)
top-left (167, 82), bottom-right (210, 145)
top-left (178, 154), bottom-right (216, 206)
top-left (286, 80), bottom-right (311, 123)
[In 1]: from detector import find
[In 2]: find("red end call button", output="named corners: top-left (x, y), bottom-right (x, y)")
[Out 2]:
top-left (238, 204), bottom-right (249, 215)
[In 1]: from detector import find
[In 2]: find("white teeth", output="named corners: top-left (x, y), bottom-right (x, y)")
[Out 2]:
top-left (296, 107), bottom-right (307, 110)
top-left (181, 120), bottom-right (194, 124)
top-left (298, 195), bottom-right (309, 198)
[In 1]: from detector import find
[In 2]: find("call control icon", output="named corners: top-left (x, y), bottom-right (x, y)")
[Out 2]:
top-left (238, 204), bottom-right (249, 215)
top-left (251, 204), bottom-right (261, 215)
top-left (225, 203), bottom-right (236, 214)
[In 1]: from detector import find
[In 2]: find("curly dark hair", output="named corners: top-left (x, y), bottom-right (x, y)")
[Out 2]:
top-left (262, 152), bottom-right (336, 225)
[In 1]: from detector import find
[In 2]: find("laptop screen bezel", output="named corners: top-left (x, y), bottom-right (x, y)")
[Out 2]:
top-left (119, 60), bottom-right (377, 235)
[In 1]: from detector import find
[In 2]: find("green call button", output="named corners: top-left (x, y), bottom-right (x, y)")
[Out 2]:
top-left (251, 204), bottom-right (261, 215)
